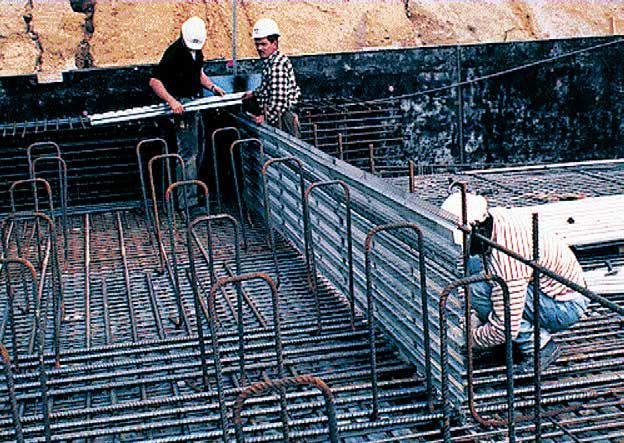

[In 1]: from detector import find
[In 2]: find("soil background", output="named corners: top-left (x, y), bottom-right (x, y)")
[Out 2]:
top-left (0, 0), bottom-right (623, 75)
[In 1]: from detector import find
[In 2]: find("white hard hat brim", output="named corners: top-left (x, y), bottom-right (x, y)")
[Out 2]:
top-left (184, 37), bottom-right (205, 50)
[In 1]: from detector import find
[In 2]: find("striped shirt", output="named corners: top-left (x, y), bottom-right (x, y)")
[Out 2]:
top-left (254, 51), bottom-right (301, 126)
top-left (472, 207), bottom-right (587, 348)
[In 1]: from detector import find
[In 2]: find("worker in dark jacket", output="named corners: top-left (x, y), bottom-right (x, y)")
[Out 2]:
top-left (442, 192), bottom-right (590, 373)
top-left (243, 18), bottom-right (301, 136)
top-left (149, 16), bottom-right (225, 217)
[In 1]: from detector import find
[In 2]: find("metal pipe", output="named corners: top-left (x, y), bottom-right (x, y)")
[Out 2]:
top-left (115, 213), bottom-right (138, 344)
top-left (9, 178), bottom-right (54, 268)
top-left (0, 256), bottom-right (38, 370)
top-left (191, 214), bottom-right (244, 384)
top-left (232, 0), bottom-right (237, 75)
top-left (188, 271), bottom-right (286, 442)
top-left (532, 212), bottom-right (542, 440)
top-left (4, 212), bottom-right (64, 368)
top-left (3, 221), bottom-right (52, 442)
top-left (338, 133), bottom-right (344, 160)
top-left (369, 144), bottom-right (376, 174)
top-left (165, 180), bottom-right (211, 329)
top-left (85, 214), bottom-right (91, 352)
top-left (223, 262), bottom-right (268, 328)
top-left (25, 143), bottom-right (61, 265)
top-left (89, 93), bottom-right (245, 125)
top-left (31, 155), bottom-right (69, 264)
top-left (313, 123), bottom-right (318, 148)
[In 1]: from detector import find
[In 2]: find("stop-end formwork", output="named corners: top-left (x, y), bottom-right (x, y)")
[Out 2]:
top-left (231, 116), bottom-right (468, 408)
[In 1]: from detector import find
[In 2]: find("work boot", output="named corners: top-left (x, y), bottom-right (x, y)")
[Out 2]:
top-left (516, 339), bottom-right (561, 375)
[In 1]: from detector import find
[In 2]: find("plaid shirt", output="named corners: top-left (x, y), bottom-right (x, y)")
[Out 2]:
top-left (254, 51), bottom-right (301, 125)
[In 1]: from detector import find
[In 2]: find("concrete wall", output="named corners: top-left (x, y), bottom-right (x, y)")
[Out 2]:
top-left (278, 36), bottom-right (623, 164)
top-left (1, 36), bottom-right (622, 163)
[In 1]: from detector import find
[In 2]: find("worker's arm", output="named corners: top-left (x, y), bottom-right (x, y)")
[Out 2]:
top-left (244, 69), bottom-right (270, 124)
top-left (149, 77), bottom-right (184, 114)
top-left (471, 276), bottom-right (529, 348)
top-left (200, 70), bottom-right (225, 96)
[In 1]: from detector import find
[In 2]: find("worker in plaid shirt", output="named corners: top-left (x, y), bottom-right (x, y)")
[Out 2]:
top-left (243, 18), bottom-right (301, 136)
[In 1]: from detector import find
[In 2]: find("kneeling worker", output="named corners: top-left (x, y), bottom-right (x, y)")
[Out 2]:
top-left (243, 18), bottom-right (302, 136)
top-left (149, 16), bottom-right (225, 218)
top-left (441, 192), bottom-right (590, 372)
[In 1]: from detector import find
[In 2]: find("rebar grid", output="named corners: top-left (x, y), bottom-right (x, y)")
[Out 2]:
top-left (298, 99), bottom-right (404, 171)
top-left (0, 207), bottom-right (444, 442)
top-left (389, 161), bottom-right (624, 208)
top-left (0, 124), bottom-right (622, 443)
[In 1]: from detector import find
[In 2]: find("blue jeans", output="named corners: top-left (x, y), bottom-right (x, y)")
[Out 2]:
top-left (174, 111), bottom-right (204, 208)
top-left (467, 256), bottom-right (589, 355)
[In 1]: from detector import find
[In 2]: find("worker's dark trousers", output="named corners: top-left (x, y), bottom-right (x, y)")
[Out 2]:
top-left (467, 256), bottom-right (590, 355)
top-left (174, 111), bottom-right (204, 209)
top-left (278, 110), bottom-right (300, 137)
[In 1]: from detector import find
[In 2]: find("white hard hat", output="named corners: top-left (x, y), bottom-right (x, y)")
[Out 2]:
top-left (181, 16), bottom-right (207, 50)
top-left (441, 192), bottom-right (488, 245)
top-left (252, 18), bottom-right (280, 39)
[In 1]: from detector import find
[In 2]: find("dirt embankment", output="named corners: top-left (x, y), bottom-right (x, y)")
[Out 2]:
top-left (0, 0), bottom-right (622, 76)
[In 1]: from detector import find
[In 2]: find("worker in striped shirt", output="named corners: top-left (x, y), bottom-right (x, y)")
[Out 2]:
top-left (442, 192), bottom-right (590, 372)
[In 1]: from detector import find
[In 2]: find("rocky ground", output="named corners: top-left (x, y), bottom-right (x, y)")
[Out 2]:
top-left (0, 0), bottom-right (622, 76)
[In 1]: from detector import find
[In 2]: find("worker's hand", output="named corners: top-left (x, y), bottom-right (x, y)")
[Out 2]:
top-left (252, 114), bottom-right (265, 125)
top-left (470, 310), bottom-right (483, 330)
top-left (212, 86), bottom-right (226, 96)
top-left (242, 91), bottom-right (254, 100)
top-left (460, 309), bottom-right (483, 333)
top-left (168, 99), bottom-right (184, 114)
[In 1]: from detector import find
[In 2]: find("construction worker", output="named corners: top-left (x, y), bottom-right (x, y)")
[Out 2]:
top-left (149, 16), bottom-right (225, 217)
top-left (441, 192), bottom-right (590, 372)
top-left (243, 18), bottom-right (302, 136)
